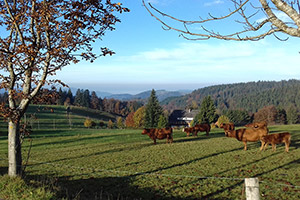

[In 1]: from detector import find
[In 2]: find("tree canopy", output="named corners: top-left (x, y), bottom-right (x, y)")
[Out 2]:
top-left (0, 0), bottom-right (129, 177)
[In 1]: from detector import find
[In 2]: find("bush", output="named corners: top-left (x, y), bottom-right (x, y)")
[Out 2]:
top-left (84, 118), bottom-right (96, 128)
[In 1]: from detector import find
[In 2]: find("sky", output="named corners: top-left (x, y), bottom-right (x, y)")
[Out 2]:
top-left (54, 0), bottom-right (300, 94)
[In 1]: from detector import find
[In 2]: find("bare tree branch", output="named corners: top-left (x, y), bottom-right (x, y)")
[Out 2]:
top-left (142, 0), bottom-right (300, 41)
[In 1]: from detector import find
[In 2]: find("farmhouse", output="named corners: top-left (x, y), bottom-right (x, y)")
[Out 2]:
top-left (168, 109), bottom-right (198, 127)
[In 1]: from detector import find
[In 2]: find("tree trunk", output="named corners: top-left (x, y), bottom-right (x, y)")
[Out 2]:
top-left (8, 120), bottom-right (22, 177)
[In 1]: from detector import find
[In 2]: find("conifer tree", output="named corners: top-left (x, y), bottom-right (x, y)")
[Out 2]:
top-left (56, 88), bottom-right (63, 105)
top-left (83, 89), bottom-right (90, 108)
top-left (157, 114), bottom-right (168, 128)
top-left (144, 89), bottom-right (163, 128)
top-left (90, 91), bottom-right (100, 110)
top-left (74, 89), bottom-right (83, 106)
top-left (194, 96), bottom-right (216, 124)
top-left (66, 89), bottom-right (74, 105)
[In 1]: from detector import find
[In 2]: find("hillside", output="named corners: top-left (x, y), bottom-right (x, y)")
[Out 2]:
top-left (0, 105), bottom-right (118, 131)
top-left (161, 79), bottom-right (300, 113)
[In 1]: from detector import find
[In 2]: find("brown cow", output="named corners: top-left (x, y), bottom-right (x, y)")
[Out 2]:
top-left (225, 127), bottom-right (268, 151)
top-left (219, 123), bottom-right (235, 131)
top-left (183, 127), bottom-right (202, 136)
top-left (261, 132), bottom-right (291, 152)
top-left (142, 128), bottom-right (173, 144)
top-left (194, 124), bottom-right (211, 136)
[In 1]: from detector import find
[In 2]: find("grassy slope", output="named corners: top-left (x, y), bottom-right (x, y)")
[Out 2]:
top-left (0, 105), bottom-right (118, 133)
top-left (0, 125), bottom-right (299, 199)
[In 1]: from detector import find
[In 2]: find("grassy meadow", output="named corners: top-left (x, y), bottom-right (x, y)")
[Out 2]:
top-left (0, 107), bottom-right (300, 199)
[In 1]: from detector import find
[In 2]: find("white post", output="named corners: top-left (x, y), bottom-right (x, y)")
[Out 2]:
top-left (245, 178), bottom-right (260, 200)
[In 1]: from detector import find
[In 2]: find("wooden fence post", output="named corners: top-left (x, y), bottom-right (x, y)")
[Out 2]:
top-left (245, 178), bottom-right (260, 200)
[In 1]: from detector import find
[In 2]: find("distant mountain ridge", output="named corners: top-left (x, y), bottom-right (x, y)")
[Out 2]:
top-left (106, 89), bottom-right (191, 101)
top-left (68, 87), bottom-right (191, 101)
top-left (161, 79), bottom-right (300, 113)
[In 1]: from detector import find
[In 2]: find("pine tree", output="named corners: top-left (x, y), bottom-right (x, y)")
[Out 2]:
top-left (90, 91), bottom-right (100, 109)
top-left (57, 88), bottom-right (66, 105)
top-left (194, 96), bottom-right (216, 124)
top-left (144, 89), bottom-right (163, 128)
top-left (157, 114), bottom-right (168, 128)
top-left (66, 89), bottom-right (74, 105)
top-left (83, 89), bottom-right (90, 108)
top-left (74, 89), bottom-right (83, 106)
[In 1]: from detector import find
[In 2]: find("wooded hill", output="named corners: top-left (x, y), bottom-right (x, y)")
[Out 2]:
top-left (161, 79), bottom-right (300, 113)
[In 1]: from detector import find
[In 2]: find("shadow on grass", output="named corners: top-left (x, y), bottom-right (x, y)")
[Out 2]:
top-left (172, 131), bottom-right (225, 144)
top-left (0, 166), bottom-right (8, 176)
top-left (25, 174), bottom-right (195, 200)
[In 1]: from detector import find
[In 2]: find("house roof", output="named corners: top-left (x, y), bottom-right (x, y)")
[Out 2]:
top-left (168, 109), bottom-right (198, 124)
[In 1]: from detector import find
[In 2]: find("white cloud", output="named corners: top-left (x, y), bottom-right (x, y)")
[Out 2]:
top-left (256, 11), bottom-right (292, 23)
top-left (58, 38), bottom-right (300, 91)
top-left (204, 0), bottom-right (224, 7)
top-left (117, 40), bottom-right (300, 83)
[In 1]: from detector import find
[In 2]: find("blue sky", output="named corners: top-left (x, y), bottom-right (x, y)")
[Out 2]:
top-left (55, 0), bottom-right (300, 94)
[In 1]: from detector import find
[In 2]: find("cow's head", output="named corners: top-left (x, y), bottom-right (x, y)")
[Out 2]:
top-left (142, 129), bottom-right (149, 135)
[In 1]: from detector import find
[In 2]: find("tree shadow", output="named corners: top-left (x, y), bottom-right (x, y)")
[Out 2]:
top-left (24, 174), bottom-right (195, 200)
top-left (174, 131), bottom-right (226, 144)
top-left (0, 166), bottom-right (8, 176)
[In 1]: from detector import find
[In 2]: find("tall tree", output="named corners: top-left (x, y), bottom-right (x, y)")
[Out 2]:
top-left (125, 112), bottom-right (135, 128)
top-left (144, 89), bottom-right (163, 128)
top-left (157, 114), bottom-right (168, 128)
top-left (254, 105), bottom-right (278, 124)
top-left (116, 117), bottom-right (124, 129)
top-left (0, 0), bottom-right (129, 177)
top-left (194, 96), bottom-right (216, 124)
top-left (57, 88), bottom-right (66, 105)
top-left (66, 89), bottom-right (74, 105)
top-left (143, 0), bottom-right (300, 41)
top-left (133, 106), bottom-right (145, 128)
top-left (74, 89), bottom-right (83, 107)
top-left (82, 89), bottom-right (90, 108)
top-left (90, 91), bottom-right (100, 110)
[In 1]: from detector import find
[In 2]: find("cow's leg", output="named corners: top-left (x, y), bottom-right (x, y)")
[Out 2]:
top-left (260, 141), bottom-right (265, 151)
top-left (153, 139), bottom-right (156, 145)
top-left (243, 141), bottom-right (247, 151)
top-left (206, 131), bottom-right (209, 136)
top-left (272, 143), bottom-right (276, 151)
top-left (264, 142), bottom-right (269, 151)
top-left (285, 141), bottom-right (290, 152)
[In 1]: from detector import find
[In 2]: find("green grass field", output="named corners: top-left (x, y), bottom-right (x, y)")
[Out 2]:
top-left (0, 122), bottom-right (299, 199)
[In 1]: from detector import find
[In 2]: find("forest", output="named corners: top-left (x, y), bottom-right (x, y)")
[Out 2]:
top-left (162, 79), bottom-right (300, 113)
